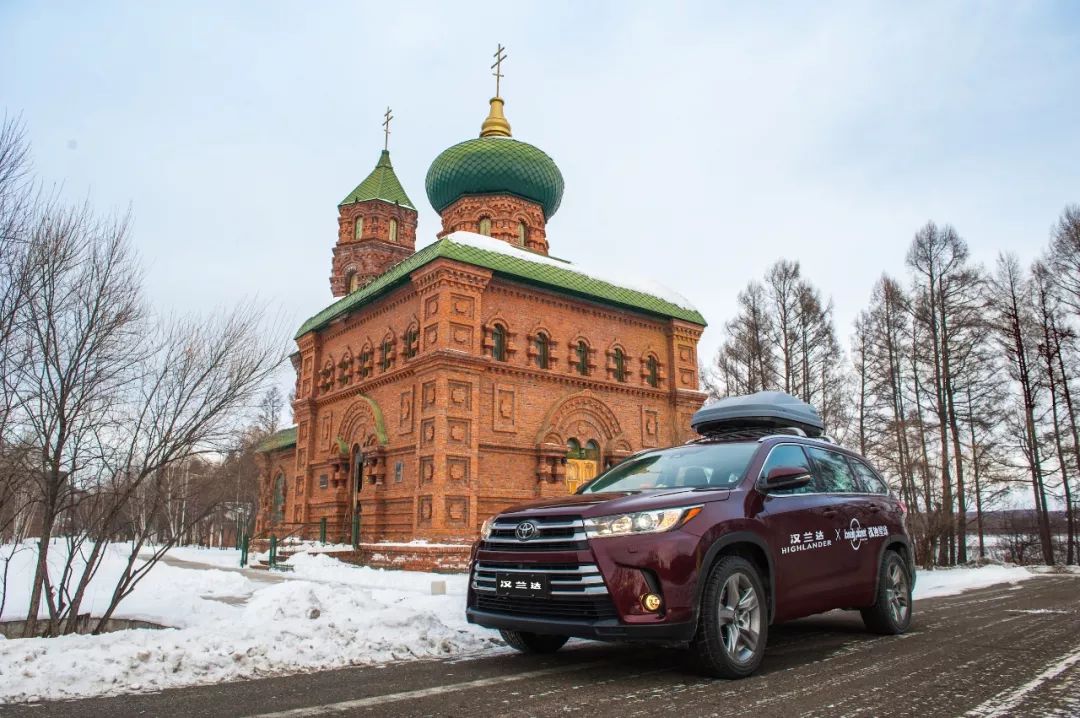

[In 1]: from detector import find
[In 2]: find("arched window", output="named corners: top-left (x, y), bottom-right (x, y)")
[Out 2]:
top-left (380, 337), bottom-right (393, 371)
top-left (646, 355), bottom-right (659, 388)
top-left (354, 216), bottom-right (364, 241)
top-left (576, 340), bottom-right (590, 376)
top-left (338, 352), bottom-right (353, 385)
top-left (517, 221), bottom-right (528, 246)
top-left (352, 446), bottom-right (364, 492)
top-left (389, 218), bottom-right (398, 243)
top-left (319, 360), bottom-right (334, 392)
top-left (491, 324), bottom-right (507, 361)
top-left (566, 438), bottom-right (582, 459)
top-left (584, 440), bottom-right (600, 462)
top-left (404, 325), bottom-right (419, 359)
top-left (535, 333), bottom-right (550, 369)
top-left (359, 346), bottom-right (373, 378)
top-left (613, 348), bottom-right (627, 382)
top-left (478, 217), bottom-right (492, 236)
top-left (271, 473), bottom-right (285, 524)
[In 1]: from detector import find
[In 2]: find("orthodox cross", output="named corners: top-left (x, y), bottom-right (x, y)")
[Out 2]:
top-left (382, 106), bottom-right (393, 150)
top-left (491, 44), bottom-right (507, 97)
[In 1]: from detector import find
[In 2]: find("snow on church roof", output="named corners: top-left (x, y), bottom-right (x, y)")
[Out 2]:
top-left (296, 231), bottom-right (706, 339)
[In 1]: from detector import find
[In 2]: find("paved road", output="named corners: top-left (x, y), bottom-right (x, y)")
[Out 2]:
top-left (4, 575), bottom-right (1078, 718)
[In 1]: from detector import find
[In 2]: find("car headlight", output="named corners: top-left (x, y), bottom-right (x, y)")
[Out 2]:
top-left (480, 516), bottom-right (496, 540)
top-left (584, 506), bottom-right (702, 538)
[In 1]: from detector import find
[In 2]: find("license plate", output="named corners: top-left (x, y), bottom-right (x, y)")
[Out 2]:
top-left (495, 572), bottom-right (550, 598)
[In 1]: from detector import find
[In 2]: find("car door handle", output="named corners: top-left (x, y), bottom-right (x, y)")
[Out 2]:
top-left (822, 509), bottom-right (838, 518)
top-left (867, 503), bottom-right (882, 513)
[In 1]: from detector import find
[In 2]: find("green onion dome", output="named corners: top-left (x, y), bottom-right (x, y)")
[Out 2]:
top-left (425, 98), bottom-right (565, 220)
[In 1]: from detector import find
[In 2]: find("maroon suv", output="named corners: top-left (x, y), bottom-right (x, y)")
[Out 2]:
top-left (465, 394), bottom-right (915, 678)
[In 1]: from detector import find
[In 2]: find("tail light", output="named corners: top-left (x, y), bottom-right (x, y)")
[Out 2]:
top-left (897, 500), bottom-right (907, 515)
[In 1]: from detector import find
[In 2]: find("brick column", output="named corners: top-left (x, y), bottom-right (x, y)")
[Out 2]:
top-left (409, 260), bottom-right (491, 540)
top-left (667, 320), bottom-right (708, 444)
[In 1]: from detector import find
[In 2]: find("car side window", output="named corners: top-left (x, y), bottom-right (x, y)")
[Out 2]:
top-left (806, 447), bottom-right (860, 493)
top-left (759, 444), bottom-right (817, 495)
top-left (850, 459), bottom-right (890, 495)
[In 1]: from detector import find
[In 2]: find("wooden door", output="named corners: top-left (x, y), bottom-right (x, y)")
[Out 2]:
top-left (565, 459), bottom-right (598, 493)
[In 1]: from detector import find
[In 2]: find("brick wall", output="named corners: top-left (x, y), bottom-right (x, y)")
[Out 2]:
top-left (256, 254), bottom-right (706, 559)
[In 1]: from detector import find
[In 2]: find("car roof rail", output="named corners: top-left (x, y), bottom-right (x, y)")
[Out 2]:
top-left (687, 426), bottom-right (809, 444)
top-left (754, 427), bottom-right (809, 442)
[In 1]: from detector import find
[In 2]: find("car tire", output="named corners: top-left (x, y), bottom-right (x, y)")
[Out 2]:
top-left (860, 549), bottom-right (913, 635)
top-left (499, 629), bottom-right (569, 654)
top-left (691, 555), bottom-right (769, 679)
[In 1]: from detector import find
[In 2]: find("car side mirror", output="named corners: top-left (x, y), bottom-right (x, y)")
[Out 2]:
top-left (760, 465), bottom-right (813, 492)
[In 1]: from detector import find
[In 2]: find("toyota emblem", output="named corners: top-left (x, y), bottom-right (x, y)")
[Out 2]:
top-left (515, 521), bottom-right (537, 541)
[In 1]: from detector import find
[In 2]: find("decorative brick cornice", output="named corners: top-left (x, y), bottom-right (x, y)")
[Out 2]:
top-left (486, 281), bottom-right (667, 331)
top-left (667, 319), bottom-right (705, 342)
top-left (409, 258), bottom-right (493, 294)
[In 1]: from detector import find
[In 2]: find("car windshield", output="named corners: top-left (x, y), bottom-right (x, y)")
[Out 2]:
top-left (580, 442), bottom-right (758, 493)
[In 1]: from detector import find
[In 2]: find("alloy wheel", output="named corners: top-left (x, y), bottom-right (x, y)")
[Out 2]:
top-left (885, 561), bottom-right (910, 624)
top-left (717, 571), bottom-right (761, 664)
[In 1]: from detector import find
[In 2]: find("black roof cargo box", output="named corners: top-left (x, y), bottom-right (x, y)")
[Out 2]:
top-left (691, 391), bottom-right (824, 437)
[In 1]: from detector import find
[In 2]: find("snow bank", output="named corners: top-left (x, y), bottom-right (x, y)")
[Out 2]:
top-left (0, 546), bottom-right (497, 704)
top-left (285, 553), bottom-right (469, 594)
top-left (911, 564), bottom-right (1035, 600)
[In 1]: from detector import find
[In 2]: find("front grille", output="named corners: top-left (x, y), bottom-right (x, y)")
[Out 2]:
top-left (472, 561), bottom-right (608, 596)
top-left (475, 594), bottom-right (618, 620)
top-left (471, 560), bottom-right (615, 620)
top-left (480, 540), bottom-right (585, 552)
top-left (479, 515), bottom-right (589, 553)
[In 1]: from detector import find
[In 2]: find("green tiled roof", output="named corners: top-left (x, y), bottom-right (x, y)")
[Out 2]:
top-left (296, 236), bottom-right (705, 339)
top-left (425, 137), bottom-right (564, 219)
top-left (256, 426), bottom-right (297, 453)
top-left (340, 150), bottom-right (415, 210)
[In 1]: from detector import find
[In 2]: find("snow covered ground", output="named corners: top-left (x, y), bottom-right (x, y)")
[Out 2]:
top-left (0, 543), bottom-right (1047, 705)
top-left (912, 563), bottom-right (1035, 599)
top-left (0, 543), bottom-right (499, 704)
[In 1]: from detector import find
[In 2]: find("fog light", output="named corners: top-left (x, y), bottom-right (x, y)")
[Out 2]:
top-left (641, 593), bottom-right (663, 612)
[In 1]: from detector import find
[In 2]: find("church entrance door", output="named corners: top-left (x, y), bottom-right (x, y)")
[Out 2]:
top-left (565, 439), bottom-right (600, 493)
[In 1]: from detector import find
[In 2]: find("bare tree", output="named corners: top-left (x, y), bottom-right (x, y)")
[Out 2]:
top-left (904, 222), bottom-right (989, 564)
top-left (988, 254), bottom-right (1054, 565)
top-left (81, 307), bottom-right (284, 632)
top-left (2, 113), bottom-right (287, 634)
top-left (15, 203), bottom-right (143, 636)
top-left (711, 280), bottom-right (777, 396)
top-left (1032, 262), bottom-right (1077, 564)
top-left (0, 113), bottom-right (38, 618)
top-left (1048, 204), bottom-right (1080, 317)
top-left (256, 386), bottom-right (284, 436)
top-left (766, 259), bottom-right (801, 395)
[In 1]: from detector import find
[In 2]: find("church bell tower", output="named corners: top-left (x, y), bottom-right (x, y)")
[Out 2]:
top-left (330, 108), bottom-right (418, 297)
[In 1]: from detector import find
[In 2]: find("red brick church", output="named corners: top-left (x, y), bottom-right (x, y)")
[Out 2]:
top-left (254, 75), bottom-right (708, 568)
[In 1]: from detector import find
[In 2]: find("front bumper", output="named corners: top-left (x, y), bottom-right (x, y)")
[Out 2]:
top-left (466, 515), bottom-right (707, 643)
top-left (466, 607), bottom-right (695, 643)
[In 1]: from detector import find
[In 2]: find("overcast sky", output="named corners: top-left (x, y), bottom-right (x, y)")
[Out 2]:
top-left (3, 1), bottom-right (1079, 375)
